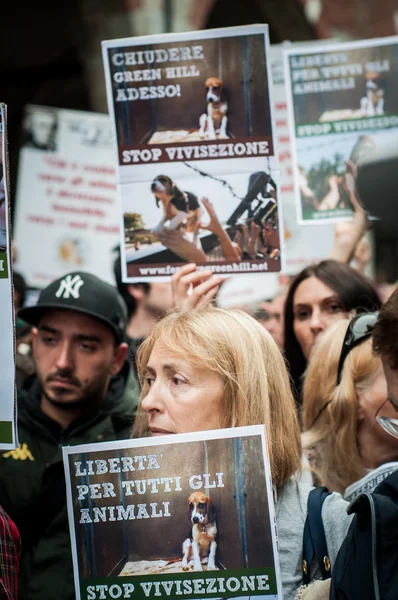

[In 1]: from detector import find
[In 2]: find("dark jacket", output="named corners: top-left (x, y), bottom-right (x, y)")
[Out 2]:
top-left (0, 363), bottom-right (139, 600)
top-left (330, 471), bottom-right (398, 600)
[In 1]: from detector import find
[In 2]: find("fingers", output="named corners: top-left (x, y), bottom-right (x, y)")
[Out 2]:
top-left (172, 264), bottom-right (224, 311)
top-left (201, 197), bottom-right (215, 215)
top-left (189, 276), bottom-right (224, 309)
top-left (196, 282), bottom-right (222, 308)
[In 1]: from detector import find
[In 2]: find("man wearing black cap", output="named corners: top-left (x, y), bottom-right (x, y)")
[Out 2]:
top-left (0, 271), bottom-right (139, 600)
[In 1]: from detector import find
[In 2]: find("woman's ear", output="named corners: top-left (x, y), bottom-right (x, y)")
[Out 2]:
top-left (356, 389), bottom-right (366, 422)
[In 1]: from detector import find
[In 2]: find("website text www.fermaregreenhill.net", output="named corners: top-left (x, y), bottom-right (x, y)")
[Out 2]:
top-left (82, 567), bottom-right (277, 600)
top-left (138, 262), bottom-right (270, 276)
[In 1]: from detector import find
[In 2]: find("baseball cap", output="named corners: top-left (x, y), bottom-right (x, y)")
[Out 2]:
top-left (19, 271), bottom-right (127, 344)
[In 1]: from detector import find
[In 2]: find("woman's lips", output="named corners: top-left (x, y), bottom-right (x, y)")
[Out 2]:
top-left (149, 428), bottom-right (171, 436)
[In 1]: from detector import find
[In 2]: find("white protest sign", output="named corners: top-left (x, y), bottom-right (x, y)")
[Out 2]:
top-left (14, 106), bottom-right (120, 288)
top-left (102, 25), bottom-right (284, 282)
top-left (63, 425), bottom-right (282, 600)
top-left (0, 104), bottom-right (18, 449)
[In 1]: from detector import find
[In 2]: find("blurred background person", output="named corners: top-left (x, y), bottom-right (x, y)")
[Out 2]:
top-left (113, 250), bottom-right (173, 373)
top-left (284, 260), bottom-right (381, 403)
top-left (254, 288), bottom-right (287, 348)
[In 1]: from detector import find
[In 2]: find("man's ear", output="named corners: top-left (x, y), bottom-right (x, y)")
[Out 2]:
top-left (127, 284), bottom-right (146, 301)
top-left (31, 327), bottom-right (38, 354)
top-left (110, 343), bottom-right (128, 376)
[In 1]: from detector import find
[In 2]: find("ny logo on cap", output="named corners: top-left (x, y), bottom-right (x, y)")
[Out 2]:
top-left (55, 274), bottom-right (84, 299)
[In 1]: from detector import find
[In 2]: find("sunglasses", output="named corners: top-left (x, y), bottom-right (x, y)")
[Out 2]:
top-left (336, 312), bottom-right (379, 386)
top-left (310, 312), bottom-right (379, 429)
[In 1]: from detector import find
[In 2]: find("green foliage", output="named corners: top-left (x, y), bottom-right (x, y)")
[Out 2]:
top-left (123, 212), bottom-right (145, 231)
top-left (306, 153), bottom-right (346, 200)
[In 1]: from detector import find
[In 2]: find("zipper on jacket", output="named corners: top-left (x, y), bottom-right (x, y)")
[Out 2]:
top-left (363, 492), bottom-right (380, 600)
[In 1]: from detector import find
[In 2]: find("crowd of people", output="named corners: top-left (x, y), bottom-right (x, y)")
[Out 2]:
top-left (2, 54), bottom-right (398, 600)
top-left (4, 200), bottom-right (398, 600)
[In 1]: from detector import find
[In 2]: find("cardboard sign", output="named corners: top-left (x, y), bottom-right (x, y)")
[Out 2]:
top-left (284, 35), bottom-right (398, 224)
top-left (102, 25), bottom-right (283, 281)
top-left (14, 106), bottom-right (120, 288)
top-left (0, 104), bottom-right (18, 449)
top-left (63, 425), bottom-right (282, 600)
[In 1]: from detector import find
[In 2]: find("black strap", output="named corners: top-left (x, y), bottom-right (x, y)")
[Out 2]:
top-left (302, 486), bottom-right (332, 585)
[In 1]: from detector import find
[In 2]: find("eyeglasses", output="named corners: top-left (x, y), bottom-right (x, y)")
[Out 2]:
top-left (376, 416), bottom-right (398, 439)
top-left (336, 312), bottom-right (379, 386)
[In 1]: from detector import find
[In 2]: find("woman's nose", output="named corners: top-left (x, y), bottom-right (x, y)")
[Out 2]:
top-left (309, 309), bottom-right (325, 334)
top-left (141, 381), bottom-right (164, 413)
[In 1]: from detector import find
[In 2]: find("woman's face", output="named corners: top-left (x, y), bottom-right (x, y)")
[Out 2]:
top-left (293, 276), bottom-right (347, 359)
top-left (141, 341), bottom-right (225, 436)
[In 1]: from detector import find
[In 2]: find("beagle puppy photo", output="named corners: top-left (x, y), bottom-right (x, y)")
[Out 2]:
top-left (150, 175), bottom-right (202, 236)
top-left (199, 77), bottom-right (228, 140)
top-left (182, 491), bottom-right (218, 572)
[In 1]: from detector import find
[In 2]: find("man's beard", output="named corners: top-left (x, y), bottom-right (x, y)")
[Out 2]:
top-left (41, 375), bottom-right (108, 414)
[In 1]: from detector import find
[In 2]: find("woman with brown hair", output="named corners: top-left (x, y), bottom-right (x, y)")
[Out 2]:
top-left (284, 260), bottom-right (381, 402)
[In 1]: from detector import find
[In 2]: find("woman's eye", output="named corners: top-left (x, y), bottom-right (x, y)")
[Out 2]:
top-left (172, 376), bottom-right (186, 386)
top-left (327, 304), bottom-right (342, 313)
top-left (295, 310), bottom-right (310, 321)
top-left (145, 377), bottom-right (155, 387)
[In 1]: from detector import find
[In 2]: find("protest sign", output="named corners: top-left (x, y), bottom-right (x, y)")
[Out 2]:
top-left (0, 104), bottom-right (17, 449)
top-left (270, 43), bottom-right (334, 272)
top-left (63, 425), bottom-right (282, 600)
top-left (284, 35), bottom-right (398, 224)
top-left (102, 25), bottom-right (283, 281)
top-left (14, 106), bottom-right (120, 288)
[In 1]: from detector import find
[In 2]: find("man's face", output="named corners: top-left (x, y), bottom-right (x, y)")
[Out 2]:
top-left (146, 283), bottom-right (174, 315)
top-left (258, 293), bottom-right (286, 348)
top-left (382, 357), bottom-right (398, 414)
top-left (32, 310), bottom-right (126, 411)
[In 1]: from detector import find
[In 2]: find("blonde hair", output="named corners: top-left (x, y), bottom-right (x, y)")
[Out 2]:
top-left (303, 318), bottom-right (382, 493)
top-left (134, 307), bottom-right (301, 488)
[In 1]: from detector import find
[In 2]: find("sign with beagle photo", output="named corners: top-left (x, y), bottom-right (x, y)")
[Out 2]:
top-left (283, 35), bottom-right (398, 224)
top-left (270, 42), bottom-right (334, 272)
top-left (102, 25), bottom-right (275, 172)
top-left (63, 426), bottom-right (282, 600)
top-left (0, 104), bottom-right (18, 449)
top-left (102, 25), bottom-right (283, 282)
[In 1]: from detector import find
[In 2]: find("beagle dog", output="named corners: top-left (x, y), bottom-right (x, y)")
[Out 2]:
top-left (150, 175), bottom-right (201, 235)
top-left (182, 491), bottom-right (217, 572)
top-left (360, 72), bottom-right (385, 117)
top-left (199, 77), bottom-right (228, 140)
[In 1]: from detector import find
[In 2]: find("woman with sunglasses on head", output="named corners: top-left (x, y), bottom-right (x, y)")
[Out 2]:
top-left (133, 307), bottom-right (352, 600)
top-left (284, 260), bottom-right (381, 403)
top-left (302, 312), bottom-right (398, 497)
